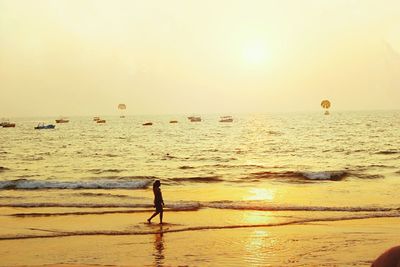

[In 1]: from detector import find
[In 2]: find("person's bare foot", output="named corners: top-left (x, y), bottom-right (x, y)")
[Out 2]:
top-left (147, 218), bottom-right (151, 223)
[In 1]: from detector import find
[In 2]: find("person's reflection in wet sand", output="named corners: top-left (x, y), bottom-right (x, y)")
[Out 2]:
top-left (153, 225), bottom-right (165, 267)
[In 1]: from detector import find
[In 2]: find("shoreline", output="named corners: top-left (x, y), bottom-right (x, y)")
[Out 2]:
top-left (1, 206), bottom-right (399, 266)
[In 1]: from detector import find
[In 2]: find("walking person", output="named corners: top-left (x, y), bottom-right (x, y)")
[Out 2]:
top-left (147, 180), bottom-right (164, 224)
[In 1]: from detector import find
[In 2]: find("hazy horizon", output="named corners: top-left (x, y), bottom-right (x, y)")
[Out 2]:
top-left (1, 0), bottom-right (400, 117)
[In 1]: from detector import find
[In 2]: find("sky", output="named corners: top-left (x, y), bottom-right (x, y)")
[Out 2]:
top-left (1, 0), bottom-right (400, 117)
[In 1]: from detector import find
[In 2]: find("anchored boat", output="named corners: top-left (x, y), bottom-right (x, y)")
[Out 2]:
top-left (55, 117), bottom-right (69, 123)
top-left (35, 123), bottom-right (55, 130)
top-left (219, 116), bottom-right (233, 123)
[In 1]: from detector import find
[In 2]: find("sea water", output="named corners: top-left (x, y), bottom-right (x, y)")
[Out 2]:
top-left (0, 111), bottom-right (400, 248)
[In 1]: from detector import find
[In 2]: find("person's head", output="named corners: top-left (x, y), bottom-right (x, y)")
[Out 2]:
top-left (153, 180), bottom-right (161, 188)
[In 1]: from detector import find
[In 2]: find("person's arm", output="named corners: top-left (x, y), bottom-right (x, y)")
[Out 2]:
top-left (161, 191), bottom-right (164, 205)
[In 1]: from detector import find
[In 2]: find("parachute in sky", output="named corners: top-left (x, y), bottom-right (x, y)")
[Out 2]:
top-left (321, 100), bottom-right (331, 115)
top-left (118, 104), bottom-right (127, 118)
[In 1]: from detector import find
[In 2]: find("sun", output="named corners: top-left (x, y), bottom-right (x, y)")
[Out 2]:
top-left (242, 42), bottom-right (270, 65)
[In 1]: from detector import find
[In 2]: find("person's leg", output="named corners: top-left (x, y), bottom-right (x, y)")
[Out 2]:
top-left (159, 210), bottom-right (163, 224)
top-left (148, 211), bottom-right (159, 222)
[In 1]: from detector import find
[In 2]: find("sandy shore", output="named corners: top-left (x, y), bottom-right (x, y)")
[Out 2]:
top-left (1, 206), bottom-right (400, 266)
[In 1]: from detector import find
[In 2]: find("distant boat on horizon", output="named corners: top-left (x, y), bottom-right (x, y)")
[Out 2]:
top-left (142, 122), bottom-right (153, 126)
top-left (219, 116), bottom-right (233, 123)
top-left (34, 123), bottom-right (55, 130)
top-left (188, 116), bottom-right (201, 122)
top-left (2, 122), bottom-right (16, 128)
top-left (1, 119), bottom-right (16, 128)
top-left (55, 117), bottom-right (69, 123)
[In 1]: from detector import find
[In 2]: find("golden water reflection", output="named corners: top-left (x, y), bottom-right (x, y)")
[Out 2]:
top-left (244, 229), bottom-right (274, 266)
top-left (243, 188), bottom-right (275, 201)
top-left (153, 226), bottom-right (165, 267)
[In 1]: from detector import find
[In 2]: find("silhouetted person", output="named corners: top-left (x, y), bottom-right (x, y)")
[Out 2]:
top-left (147, 180), bottom-right (164, 224)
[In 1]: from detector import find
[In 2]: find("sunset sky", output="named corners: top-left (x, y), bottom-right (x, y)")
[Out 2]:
top-left (1, 0), bottom-right (399, 117)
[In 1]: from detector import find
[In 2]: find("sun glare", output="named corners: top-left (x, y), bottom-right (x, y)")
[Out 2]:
top-left (242, 42), bottom-right (270, 65)
top-left (244, 188), bottom-right (275, 201)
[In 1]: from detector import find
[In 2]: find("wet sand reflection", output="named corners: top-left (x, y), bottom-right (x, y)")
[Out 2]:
top-left (153, 225), bottom-right (165, 267)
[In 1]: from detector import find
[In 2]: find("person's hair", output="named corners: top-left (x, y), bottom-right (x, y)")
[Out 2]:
top-left (153, 180), bottom-right (161, 189)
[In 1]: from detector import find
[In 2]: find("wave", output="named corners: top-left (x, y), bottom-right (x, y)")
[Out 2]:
top-left (11, 205), bottom-right (201, 217)
top-left (89, 168), bottom-right (125, 174)
top-left (376, 150), bottom-right (400, 155)
top-left (267, 130), bottom-right (283, 136)
top-left (2, 201), bottom-right (396, 213)
top-left (0, 178), bottom-right (152, 190)
top-left (179, 166), bottom-right (196, 170)
top-left (204, 201), bottom-right (397, 212)
top-left (203, 163), bottom-right (268, 169)
top-left (249, 171), bottom-right (349, 181)
top-left (2, 212), bottom-right (400, 240)
top-left (168, 176), bottom-right (223, 183)
top-left (70, 192), bottom-right (140, 199)
top-left (0, 202), bottom-right (151, 208)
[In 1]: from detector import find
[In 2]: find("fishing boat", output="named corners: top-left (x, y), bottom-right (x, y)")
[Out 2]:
top-left (188, 116), bottom-right (201, 122)
top-left (2, 122), bottom-right (16, 128)
top-left (96, 119), bottom-right (106, 123)
top-left (169, 120), bottom-right (178, 123)
top-left (55, 117), bottom-right (69, 123)
top-left (34, 123), bottom-right (55, 130)
top-left (93, 117), bottom-right (100, 121)
top-left (142, 122), bottom-right (153, 126)
top-left (219, 116), bottom-right (233, 123)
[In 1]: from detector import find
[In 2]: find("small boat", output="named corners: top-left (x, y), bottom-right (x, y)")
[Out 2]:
top-left (219, 116), bottom-right (233, 123)
top-left (55, 117), bottom-right (69, 123)
top-left (2, 122), bottom-right (16, 128)
top-left (169, 120), bottom-right (178, 123)
top-left (93, 117), bottom-right (100, 121)
top-left (35, 123), bottom-right (55, 130)
top-left (143, 122), bottom-right (153, 126)
top-left (188, 116), bottom-right (201, 122)
top-left (96, 119), bottom-right (106, 123)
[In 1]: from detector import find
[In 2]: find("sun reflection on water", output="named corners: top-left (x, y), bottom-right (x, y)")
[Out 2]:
top-left (244, 188), bottom-right (275, 201)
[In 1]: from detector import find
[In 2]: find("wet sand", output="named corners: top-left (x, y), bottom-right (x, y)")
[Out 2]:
top-left (1, 206), bottom-right (400, 266)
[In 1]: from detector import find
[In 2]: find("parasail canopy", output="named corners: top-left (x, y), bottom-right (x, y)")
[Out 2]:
top-left (321, 100), bottom-right (331, 109)
top-left (118, 104), bottom-right (126, 110)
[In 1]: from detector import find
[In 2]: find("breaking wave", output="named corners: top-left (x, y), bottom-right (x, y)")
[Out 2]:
top-left (0, 178), bottom-right (152, 190)
top-left (249, 171), bottom-right (349, 181)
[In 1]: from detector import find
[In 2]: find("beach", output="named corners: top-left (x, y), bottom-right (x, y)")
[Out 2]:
top-left (2, 204), bottom-right (400, 266)
top-left (1, 112), bottom-right (400, 266)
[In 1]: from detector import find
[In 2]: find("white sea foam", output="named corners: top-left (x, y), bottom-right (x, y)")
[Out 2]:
top-left (0, 178), bottom-right (151, 190)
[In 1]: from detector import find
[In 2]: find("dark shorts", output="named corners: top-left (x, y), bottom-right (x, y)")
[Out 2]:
top-left (155, 203), bottom-right (163, 212)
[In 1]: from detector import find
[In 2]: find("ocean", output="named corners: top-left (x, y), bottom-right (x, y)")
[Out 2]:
top-left (1, 111), bottom-right (400, 266)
